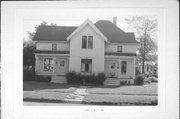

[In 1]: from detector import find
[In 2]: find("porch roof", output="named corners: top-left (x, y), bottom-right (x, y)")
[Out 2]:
top-left (105, 52), bottom-right (137, 56)
top-left (34, 50), bottom-right (70, 54)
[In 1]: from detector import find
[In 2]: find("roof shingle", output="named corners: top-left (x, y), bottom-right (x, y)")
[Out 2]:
top-left (33, 20), bottom-right (139, 44)
top-left (33, 26), bottom-right (77, 41)
top-left (94, 20), bottom-right (139, 43)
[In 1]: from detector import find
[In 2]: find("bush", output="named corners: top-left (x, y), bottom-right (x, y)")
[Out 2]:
top-left (148, 76), bottom-right (158, 82)
top-left (23, 67), bottom-right (35, 81)
top-left (66, 71), bottom-right (106, 85)
top-left (66, 71), bottom-right (78, 84)
top-left (96, 73), bottom-right (106, 85)
top-left (134, 74), bottom-right (145, 85)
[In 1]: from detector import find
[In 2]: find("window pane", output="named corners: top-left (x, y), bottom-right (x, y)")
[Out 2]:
top-left (81, 63), bottom-right (85, 72)
top-left (85, 64), bottom-right (89, 72)
top-left (52, 44), bottom-right (57, 51)
top-left (88, 36), bottom-right (93, 49)
top-left (111, 63), bottom-right (115, 69)
top-left (117, 46), bottom-right (122, 52)
top-left (60, 60), bottom-right (65, 67)
top-left (44, 58), bottom-right (53, 72)
top-left (121, 61), bottom-right (127, 74)
top-left (82, 36), bottom-right (87, 48)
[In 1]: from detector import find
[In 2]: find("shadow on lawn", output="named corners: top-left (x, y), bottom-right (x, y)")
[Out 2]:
top-left (23, 81), bottom-right (81, 91)
top-left (23, 81), bottom-right (123, 91)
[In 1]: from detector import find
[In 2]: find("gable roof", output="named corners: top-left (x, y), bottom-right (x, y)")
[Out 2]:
top-left (33, 25), bottom-right (77, 41)
top-left (94, 20), bottom-right (139, 43)
top-left (67, 19), bottom-right (109, 42)
top-left (33, 19), bottom-right (139, 44)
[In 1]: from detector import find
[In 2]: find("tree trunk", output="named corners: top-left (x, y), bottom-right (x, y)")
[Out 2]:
top-left (142, 32), bottom-right (147, 74)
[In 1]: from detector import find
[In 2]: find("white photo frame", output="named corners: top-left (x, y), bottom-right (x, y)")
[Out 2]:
top-left (1, 0), bottom-right (179, 119)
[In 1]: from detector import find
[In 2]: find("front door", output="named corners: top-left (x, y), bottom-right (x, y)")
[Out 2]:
top-left (109, 61), bottom-right (118, 78)
top-left (54, 58), bottom-right (68, 75)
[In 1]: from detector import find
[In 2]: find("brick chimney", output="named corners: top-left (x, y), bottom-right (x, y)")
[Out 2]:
top-left (113, 17), bottom-right (117, 26)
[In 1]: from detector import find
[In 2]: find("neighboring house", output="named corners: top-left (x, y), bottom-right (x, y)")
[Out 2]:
top-left (33, 18), bottom-right (139, 84)
top-left (137, 54), bottom-right (158, 77)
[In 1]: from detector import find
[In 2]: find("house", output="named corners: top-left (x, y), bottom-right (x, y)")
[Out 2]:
top-left (33, 18), bottom-right (139, 85)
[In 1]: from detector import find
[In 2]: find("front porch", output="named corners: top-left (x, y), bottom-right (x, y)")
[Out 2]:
top-left (34, 53), bottom-right (69, 83)
top-left (104, 56), bottom-right (136, 85)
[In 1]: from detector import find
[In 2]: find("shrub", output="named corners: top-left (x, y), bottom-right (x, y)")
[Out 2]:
top-left (77, 73), bottom-right (84, 84)
top-left (23, 66), bottom-right (35, 81)
top-left (134, 74), bottom-right (145, 85)
top-left (148, 76), bottom-right (158, 82)
top-left (96, 72), bottom-right (106, 85)
top-left (66, 71), bottom-right (78, 84)
top-left (66, 71), bottom-right (106, 85)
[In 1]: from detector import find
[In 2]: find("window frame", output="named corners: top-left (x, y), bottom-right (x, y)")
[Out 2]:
top-left (81, 35), bottom-right (93, 49)
top-left (81, 59), bottom-right (92, 73)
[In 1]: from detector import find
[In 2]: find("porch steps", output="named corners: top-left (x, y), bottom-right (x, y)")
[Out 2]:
top-left (104, 78), bottom-right (120, 86)
top-left (51, 75), bottom-right (67, 83)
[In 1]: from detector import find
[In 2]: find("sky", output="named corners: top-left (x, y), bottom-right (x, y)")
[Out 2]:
top-left (23, 17), bottom-right (132, 41)
top-left (23, 7), bottom-right (157, 42)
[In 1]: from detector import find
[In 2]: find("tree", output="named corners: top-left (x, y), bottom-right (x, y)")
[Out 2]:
top-left (24, 21), bottom-right (57, 68)
top-left (125, 16), bottom-right (157, 73)
top-left (27, 21), bottom-right (48, 40)
top-left (23, 39), bottom-right (36, 67)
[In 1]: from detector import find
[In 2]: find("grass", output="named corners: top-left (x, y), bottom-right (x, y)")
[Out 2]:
top-left (23, 81), bottom-right (79, 93)
top-left (23, 81), bottom-right (158, 105)
top-left (23, 91), bottom-right (69, 101)
top-left (86, 83), bottom-right (157, 96)
top-left (83, 94), bottom-right (157, 105)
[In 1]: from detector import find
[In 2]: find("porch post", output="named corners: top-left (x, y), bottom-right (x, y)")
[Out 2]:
top-left (35, 54), bottom-right (39, 73)
top-left (118, 57), bottom-right (121, 78)
top-left (53, 55), bottom-right (55, 76)
top-left (132, 57), bottom-right (136, 79)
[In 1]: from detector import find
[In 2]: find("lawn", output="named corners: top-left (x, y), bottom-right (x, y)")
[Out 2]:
top-left (23, 81), bottom-right (79, 93)
top-left (23, 81), bottom-right (79, 103)
top-left (86, 83), bottom-right (157, 96)
top-left (83, 94), bottom-right (157, 105)
top-left (23, 81), bottom-right (158, 105)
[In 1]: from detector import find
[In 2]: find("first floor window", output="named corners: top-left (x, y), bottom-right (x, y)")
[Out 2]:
top-left (81, 59), bottom-right (92, 73)
top-left (44, 58), bottom-right (53, 71)
top-left (121, 61), bottom-right (127, 74)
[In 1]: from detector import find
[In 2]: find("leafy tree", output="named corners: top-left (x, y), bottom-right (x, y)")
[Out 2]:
top-left (125, 16), bottom-right (157, 73)
top-left (24, 21), bottom-right (57, 68)
top-left (23, 39), bottom-right (36, 67)
top-left (27, 21), bottom-right (48, 40)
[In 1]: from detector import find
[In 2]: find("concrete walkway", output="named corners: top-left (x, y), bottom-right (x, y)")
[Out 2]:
top-left (64, 86), bottom-right (87, 103)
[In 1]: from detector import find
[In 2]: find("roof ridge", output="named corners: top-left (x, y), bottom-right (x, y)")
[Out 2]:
top-left (38, 25), bottom-right (78, 28)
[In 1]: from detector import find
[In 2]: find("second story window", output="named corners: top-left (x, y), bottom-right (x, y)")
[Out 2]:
top-left (82, 36), bottom-right (93, 49)
top-left (52, 44), bottom-right (57, 51)
top-left (117, 46), bottom-right (122, 52)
